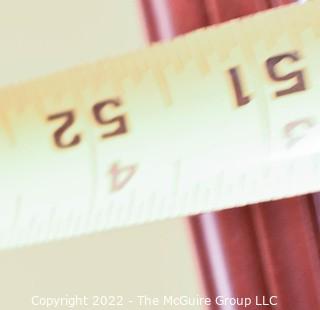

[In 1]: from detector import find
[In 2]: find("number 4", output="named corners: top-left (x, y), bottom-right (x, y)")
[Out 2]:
top-left (109, 162), bottom-right (137, 192)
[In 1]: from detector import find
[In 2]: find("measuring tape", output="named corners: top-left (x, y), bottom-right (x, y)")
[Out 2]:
top-left (1, 0), bottom-right (320, 249)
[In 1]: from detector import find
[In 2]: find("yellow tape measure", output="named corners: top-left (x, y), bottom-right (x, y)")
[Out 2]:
top-left (1, 0), bottom-right (320, 249)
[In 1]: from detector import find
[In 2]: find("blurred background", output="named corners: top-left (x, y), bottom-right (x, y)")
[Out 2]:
top-left (0, 0), bottom-right (320, 309)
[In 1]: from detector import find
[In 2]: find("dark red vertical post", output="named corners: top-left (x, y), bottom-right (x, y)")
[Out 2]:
top-left (140, 1), bottom-right (320, 310)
